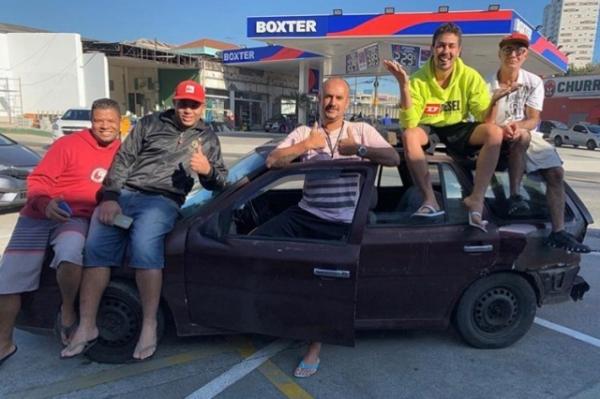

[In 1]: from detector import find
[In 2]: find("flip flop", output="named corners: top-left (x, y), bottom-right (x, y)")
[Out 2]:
top-left (411, 204), bottom-right (445, 218)
top-left (132, 344), bottom-right (157, 362)
top-left (293, 358), bottom-right (320, 378)
top-left (54, 311), bottom-right (77, 347)
top-left (60, 337), bottom-right (98, 359)
top-left (0, 345), bottom-right (17, 367)
top-left (468, 211), bottom-right (488, 233)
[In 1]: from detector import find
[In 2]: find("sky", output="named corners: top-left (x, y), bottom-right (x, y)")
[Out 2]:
top-left (3, 0), bottom-right (598, 94)
top-left (4, 0), bottom-right (554, 46)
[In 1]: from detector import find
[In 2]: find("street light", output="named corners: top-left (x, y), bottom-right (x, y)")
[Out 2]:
top-left (384, 7), bottom-right (395, 14)
top-left (488, 4), bottom-right (500, 11)
top-left (332, 9), bottom-right (343, 16)
top-left (438, 5), bottom-right (449, 13)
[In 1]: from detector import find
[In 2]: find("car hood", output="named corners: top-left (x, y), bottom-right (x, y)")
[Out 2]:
top-left (0, 144), bottom-right (41, 168)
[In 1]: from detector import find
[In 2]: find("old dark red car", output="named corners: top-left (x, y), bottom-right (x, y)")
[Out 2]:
top-left (17, 144), bottom-right (592, 363)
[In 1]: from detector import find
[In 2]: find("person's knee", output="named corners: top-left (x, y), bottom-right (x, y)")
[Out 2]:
top-left (401, 128), bottom-right (427, 157)
top-left (481, 123), bottom-right (503, 146)
top-left (544, 167), bottom-right (564, 186)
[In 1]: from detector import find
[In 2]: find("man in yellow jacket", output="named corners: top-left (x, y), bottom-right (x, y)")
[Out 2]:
top-left (385, 22), bottom-right (511, 231)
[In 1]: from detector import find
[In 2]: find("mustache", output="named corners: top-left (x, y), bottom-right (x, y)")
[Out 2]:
top-left (325, 105), bottom-right (338, 111)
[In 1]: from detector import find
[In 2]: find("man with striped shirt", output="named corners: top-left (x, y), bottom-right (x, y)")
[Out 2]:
top-left (256, 77), bottom-right (399, 378)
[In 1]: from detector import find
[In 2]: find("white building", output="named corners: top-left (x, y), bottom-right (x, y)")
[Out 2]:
top-left (542, 0), bottom-right (600, 68)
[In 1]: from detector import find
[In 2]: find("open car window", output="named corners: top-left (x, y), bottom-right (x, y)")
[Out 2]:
top-left (204, 166), bottom-right (366, 243)
top-left (484, 170), bottom-right (573, 221)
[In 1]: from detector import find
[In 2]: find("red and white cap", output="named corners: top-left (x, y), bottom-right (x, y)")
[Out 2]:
top-left (173, 80), bottom-right (205, 103)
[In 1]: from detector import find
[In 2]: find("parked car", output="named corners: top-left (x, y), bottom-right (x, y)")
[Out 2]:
top-left (52, 108), bottom-right (91, 140)
top-left (17, 144), bottom-right (592, 363)
top-left (0, 132), bottom-right (41, 210)
top-left (264, 114), bottom-right (295, 133)
top-left (539, 120), bottom-right (568, 139)
top-left (550, 122), bottom-right (600, 150)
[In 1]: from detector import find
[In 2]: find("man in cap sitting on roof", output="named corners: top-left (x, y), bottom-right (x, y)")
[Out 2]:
top-left (487, 32), bottom-right (590, 253)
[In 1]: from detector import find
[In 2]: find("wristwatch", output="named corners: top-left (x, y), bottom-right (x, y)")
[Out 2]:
top-left (357, 145), bottom-right (368, 157)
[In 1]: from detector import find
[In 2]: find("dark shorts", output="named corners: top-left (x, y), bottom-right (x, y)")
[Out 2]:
top-left (251, 205), bottom-right (350, 241)
top-left (425, 122), bottom-right (481, 157)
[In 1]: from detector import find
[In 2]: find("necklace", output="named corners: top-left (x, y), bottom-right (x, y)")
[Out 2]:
top-left (322, 122), bottom-right (345, 158)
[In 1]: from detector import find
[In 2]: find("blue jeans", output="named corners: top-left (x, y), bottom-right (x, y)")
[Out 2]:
top-left (84, 189), bottom-right (179, 269)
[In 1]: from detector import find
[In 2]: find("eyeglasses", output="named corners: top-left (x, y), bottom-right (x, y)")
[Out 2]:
top-left (175, 100), bottom-right (202, 109)
top-left (501, 46), bottom-right (527, 56)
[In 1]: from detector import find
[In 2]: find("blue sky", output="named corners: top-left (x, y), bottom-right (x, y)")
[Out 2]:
top-left (4, 0), bottom-right (554, 46)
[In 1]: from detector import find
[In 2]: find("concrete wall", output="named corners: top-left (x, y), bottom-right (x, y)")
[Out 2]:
top-left (6, 33), bottom-right (86, 114)
top-left (83, 52), bottom-right (109, 106)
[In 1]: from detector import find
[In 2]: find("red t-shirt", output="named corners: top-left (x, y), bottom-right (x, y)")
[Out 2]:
top-left (21, 129), bottom-right (121, 219)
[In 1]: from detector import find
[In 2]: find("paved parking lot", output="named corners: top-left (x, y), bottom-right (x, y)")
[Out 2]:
top-left (1, 132), bottom-right (600, 399)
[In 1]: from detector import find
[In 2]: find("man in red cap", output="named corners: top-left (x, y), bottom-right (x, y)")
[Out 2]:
top-left (62, 80), bottom-right (228, 360)
top-left (487, 33), bottom-right (590, 253)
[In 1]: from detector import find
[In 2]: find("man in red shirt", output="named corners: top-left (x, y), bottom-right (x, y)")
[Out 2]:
top-left (0, 98), bottom-right (121, 367)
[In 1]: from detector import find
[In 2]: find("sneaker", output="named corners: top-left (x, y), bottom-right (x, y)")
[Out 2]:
top-left (545, 230), bottom-right (591, 253)
top-left (507, 195), bottom-right (530, 216)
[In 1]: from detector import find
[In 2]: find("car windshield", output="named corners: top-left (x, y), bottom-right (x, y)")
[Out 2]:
top-left (0, 134), bottom-right (15, 146)
top-left (588, 124), bottom-right (600, 134)
top-left (63, 109), bottom-right (91, 121)
top-left (553, 121), bottom-right (568, 129)
top-left (180, 148), bottom-right (269, 216)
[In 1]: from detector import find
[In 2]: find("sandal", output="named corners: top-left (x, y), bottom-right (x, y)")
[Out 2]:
top-left (468, 211), bottom-right (488, 233)
top-left (54, 311), bottom-right (77, 347)
top-left (294, 358), bottom-right (320, 378)
top-left (60, 337), bottom-right (98, 359)
top-left (411, 204), bottom-right (445, 218)
top-left (0, 345), bottom-right (17, 367)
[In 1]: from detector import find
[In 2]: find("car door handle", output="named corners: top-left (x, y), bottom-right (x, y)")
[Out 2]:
top-left (313, 268), bottom-right (351, 279)
top-left (463, 244), bottom-right (494, 253)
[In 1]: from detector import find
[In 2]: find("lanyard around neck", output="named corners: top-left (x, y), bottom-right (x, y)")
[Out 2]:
top-left (322, 122), bottom-right (345, 158)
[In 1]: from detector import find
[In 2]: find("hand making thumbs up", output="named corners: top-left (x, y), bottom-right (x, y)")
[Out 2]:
top-left (304, 122), bottom-right (327, 151)
top-left (190, 142), bottom-right (212, 176)
top-left (338, 126), bottom-right (360, 156)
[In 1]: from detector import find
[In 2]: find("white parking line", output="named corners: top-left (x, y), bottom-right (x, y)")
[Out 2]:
top-left (535, 317), bottom-right (600, 348)
top-left (185, 338), bottom-right (293, 399)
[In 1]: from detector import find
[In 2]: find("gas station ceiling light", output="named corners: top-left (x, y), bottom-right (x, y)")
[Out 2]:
top-left (488, 4), bottom-right (501, 11)
top-left (332, 9), bottom-right (343, 16)
top-left (437, 5), bottom-right (449, 13)
top-left (384, 7), bottom-right (395, 14)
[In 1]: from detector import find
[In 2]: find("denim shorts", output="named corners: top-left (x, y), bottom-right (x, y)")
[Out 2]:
top-left (84, 189), bottom-right (180, 269)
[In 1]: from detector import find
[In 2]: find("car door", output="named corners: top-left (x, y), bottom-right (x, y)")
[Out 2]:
top-left (184, 162), bottom-right (375, 346)
top-left (356, 162), bottom-right (501, 325)
top-left (572, 124), bottom-right (586, 146)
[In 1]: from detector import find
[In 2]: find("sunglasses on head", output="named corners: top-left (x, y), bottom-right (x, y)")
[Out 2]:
top-left (501, 46), bottom-right (527, 56)
top-left (176, 99), bottom-right (202, 109)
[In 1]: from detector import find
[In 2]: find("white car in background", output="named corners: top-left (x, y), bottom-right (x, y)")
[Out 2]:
top-left (550, 122), bottom-right (600, 151)
top-left (52, 108), bottom-right (91, 140)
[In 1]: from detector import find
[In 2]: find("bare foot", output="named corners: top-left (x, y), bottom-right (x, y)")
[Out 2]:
top-left (133, 322), bottom-right (157, 360)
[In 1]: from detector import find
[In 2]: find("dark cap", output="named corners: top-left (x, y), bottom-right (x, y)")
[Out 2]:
top-left (499, 32), bottom-right (530, 48)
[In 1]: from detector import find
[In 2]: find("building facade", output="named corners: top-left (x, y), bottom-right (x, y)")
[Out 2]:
top-left (542, 74), bottom-right (600, 124)
top-left (542, 0), bottom-right (600, 68)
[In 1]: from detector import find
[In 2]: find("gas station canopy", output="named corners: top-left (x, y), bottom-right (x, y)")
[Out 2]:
top-left (223, 9), bottom-right (567, 78)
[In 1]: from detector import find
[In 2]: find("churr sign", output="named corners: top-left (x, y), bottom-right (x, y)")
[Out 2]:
top-left (248, 16), bottom-right (328, 37)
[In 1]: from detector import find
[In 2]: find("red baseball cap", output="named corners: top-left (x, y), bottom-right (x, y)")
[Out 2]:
top-left (499, 32), bottom-right (530, 48)
top-left (173, 80), bottom-right (205, 103)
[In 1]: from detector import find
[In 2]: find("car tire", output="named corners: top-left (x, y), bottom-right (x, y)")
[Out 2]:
top-left (554, 136), bottom-right (563, 147)
top-left (586, 140), bottom-right (596, 151)
top-left (454, 273), bottom-right (536, 349)
top-left (85, 279), bottom-right (165, 363)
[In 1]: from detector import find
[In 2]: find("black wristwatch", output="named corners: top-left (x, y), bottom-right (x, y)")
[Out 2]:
top-left (357, 145), bottom-right (368, 157)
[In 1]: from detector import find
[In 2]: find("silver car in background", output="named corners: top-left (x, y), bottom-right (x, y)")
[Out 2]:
top-left (0, 133), bottom-right (41, 210)
top-left (51, 108), bottom-right (91, 140)
top-left (550, 122), bottom-right (600, 150)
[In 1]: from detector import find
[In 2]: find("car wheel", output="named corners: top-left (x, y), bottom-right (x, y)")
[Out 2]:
top-left (86, 280), bottom-right (165, 363)
top-left (554, 136), bottom-right (563, 147)
top-left (586, 140), bottom-right (596, 150)
top-left (454, 273), bottom-right (536, 349)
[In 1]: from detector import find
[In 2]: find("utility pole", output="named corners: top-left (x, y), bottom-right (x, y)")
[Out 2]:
top-left (373, 76), bottom-right (379, 119)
